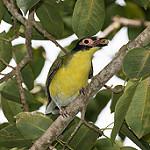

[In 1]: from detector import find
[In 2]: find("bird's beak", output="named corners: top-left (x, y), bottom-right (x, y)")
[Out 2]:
top-left (93, 38), bottom-right (109, 47)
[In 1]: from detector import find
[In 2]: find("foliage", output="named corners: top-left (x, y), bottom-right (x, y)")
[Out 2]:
top-left (0, 0), bottom-right (150, 149)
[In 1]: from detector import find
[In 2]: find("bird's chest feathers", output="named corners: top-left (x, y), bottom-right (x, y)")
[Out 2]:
top-left (50, 51), bottom-right (93, 101)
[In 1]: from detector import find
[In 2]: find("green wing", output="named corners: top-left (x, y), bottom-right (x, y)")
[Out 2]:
top-left (89, 62), bottom-right (93, 79)
top-left (46, 56), bottom-right (63, 106)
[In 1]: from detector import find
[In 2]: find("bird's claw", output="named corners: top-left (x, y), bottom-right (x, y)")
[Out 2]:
top-left (59, 107), bottom-right (69, 118)
top-left (79, 87), bottom-right (86, 95)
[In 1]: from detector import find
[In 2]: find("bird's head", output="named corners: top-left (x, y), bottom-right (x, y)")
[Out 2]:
top-left (72, 37), bottom-right (109, 51)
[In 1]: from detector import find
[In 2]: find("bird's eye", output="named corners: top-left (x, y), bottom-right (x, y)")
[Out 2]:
top-left (81, 38), bottom-right (93, 45)
top-left (83, 39), bottom-right (90, 44)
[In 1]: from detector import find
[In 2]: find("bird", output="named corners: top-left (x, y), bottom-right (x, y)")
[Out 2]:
top-left (45, 37), bottom-right (109, 115)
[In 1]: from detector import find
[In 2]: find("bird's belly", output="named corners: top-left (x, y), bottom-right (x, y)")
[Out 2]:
top-left (49, 62), bottom-right (91, 107)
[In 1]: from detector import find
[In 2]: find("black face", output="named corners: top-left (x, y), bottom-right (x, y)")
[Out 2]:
top-left (72, 37), bottom-right (109, 51)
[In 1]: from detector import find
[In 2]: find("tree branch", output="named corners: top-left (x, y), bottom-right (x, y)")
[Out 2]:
top-left (2, 0), bottom-right (67, 54)
top-left (15, 66), bottom-right (29, 111)
top-left (113, 16), bottom-right (150, 27)
top-left (100, 16), bottom-right (150, 38)
top-left (29, 20), bottom-right (150, 150)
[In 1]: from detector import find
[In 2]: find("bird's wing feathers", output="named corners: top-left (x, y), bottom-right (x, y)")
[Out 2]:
top-left (46, 56), bottom-right (63, 105)
top-left (88, 62), bottom-right (93, 79)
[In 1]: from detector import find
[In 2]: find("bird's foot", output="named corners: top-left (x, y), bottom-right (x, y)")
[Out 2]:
top-left (59, 107), bottom-right (69, 118)
top-left (79, 87), bottom-right (86, 95)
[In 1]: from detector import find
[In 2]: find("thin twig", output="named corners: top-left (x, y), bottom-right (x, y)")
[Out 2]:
top-left (63, 103), bottom-right (87, 149)
top-left (99, 16), bottom-right (150, 38)
top-left (83, 120), bottom-right (103, 136)
top-left (14, 10), bottom-right (34, 111)
top-left (0, 58), bottom-right (15, 69)
top-left (100, 21), bottom-right (121, 38)
top-left (113, 16), bottom-right (150, 27)
top-left (15, 66), bottom-right (29, 111)
top-left (25, 10), bottom-right (34, 59)
top-left (2, 0), bottom-right (67, 54)
top-left (63, 120), bottom-right (83, 150)
top-left (0, 70), bottom-right (15, 83)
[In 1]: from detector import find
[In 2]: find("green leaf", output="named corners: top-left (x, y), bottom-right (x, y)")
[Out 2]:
top-left (16, 112), bottom-right (53, 139)
top-left (134, 0), bottom-right (150, 9)
top-left (13, 44), bottom-right (34, 90)
top-left (60, 16), bottom-right (74, 39)
top-left (124, 1), bottom-right (145, 40)
top-left (128, 27), bottom-right (144, 40)
top-left (36, 0), bottom-right (64, 38)
top-left (0, 123), bottom-right (9, 130)
top-left (30, 46), bottom-right (45, 78)
top-left (61, 117), bottom-right (99, 150)
top-left (19, 24), bottom-right (46, 40)
top-left (103, 3), bottom-right (124, 30)
top-left (69, 124), bottom-right (99, 150)
top-left (13, 44), bottom-right (45, 90)
top-left (0, 32), bottom-right (12, 72)
top-left (110, 85), bottom-right (124, 113)
top-left (123, 47), bottom-right (150, 79)
top-left (120, 122), bottom-right (150, 150)
top-left (72, 0), bottom-right (105, 38)
top-left (0, 124), bottom-right (32, 148)
top-left (1, 96), bottom-right (23, 123)
top-left (126, 77), bottom-right (150, 138)
top-left (0, 0), bottom-right (5, 22)
top-left (92, 138), bottom-right (120, 150)
top-left (2, 7), bottom-right (13, 24)
top-left (111, 80), bottom-right (138, 141)
top-left (120, 147), bottom-right (137, 150)
top-left (62, 0), bottom-right (76, 16)
top-left (0, 79), bottom-right (42, 111)
top-left (16, 0), bottom-right (40, 14)
top-left (124, 1), bottom-right (145, 19)
top-left (85, 89), bottom-right (111, 122)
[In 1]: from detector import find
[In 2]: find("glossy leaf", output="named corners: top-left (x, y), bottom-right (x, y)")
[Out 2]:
top-left (120, 123), bottom-right (150, 150)
top-left (110, 85), bottom-right (124, 113)
top-left (13, 44), bottom-right (45, 90)
top-left (0, 124), bottom-right (32, 148)
top-left (125, 1), bottom-right (145, 40)
top-left (1, 96), bottom-right (23, 123)
top-left (0, 79), bottom-right (42, 111)
top-left (128, 27), bottom-right (144, 41)
top-left (13, 44), bottom-right (34, 90)
top-left (103, 3), bottom-right (124, 29)
top-left (60, 117), bottom-right (99, 150)
top-left (30, 46), bottom-right (45, 78)
top-left (111, 80), bottom-right (138, 141)
top-left (123, 47), bottom-right (150, 79)
top-left (2, 6), bottom-right (13, 24)
top-left (0, 123), bottom-right (9, 130)
top-left (19, 24), bottom-right (46, 40)
top-left (16, 0), bottom-right (40, 14)
top-left (0, 32), bottom-right (12, 72)
top-left (120, 147), bottom-right (137, 150)
top-left (0, 0), bottom-right (5, 22)
top-left (134, 0), bottom-right (150, 9)
top-left (16, 112), bottom-right (53, 139)
top-left (92, 138), bottom-right (120, 150)
top-left (126, 77), bottom-right (150, 138)
top-left (72, 0), bottom-right (105, 38)
top-left (85, 89), bottom-right (111, 122)
top-left (36, 0), bottom-right (64, 38)
top-left (124, 1), bottom-right (145, 19)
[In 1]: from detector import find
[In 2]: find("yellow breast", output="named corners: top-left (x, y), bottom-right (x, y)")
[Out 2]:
top-left (49, 48), bottom-right (98, 107)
